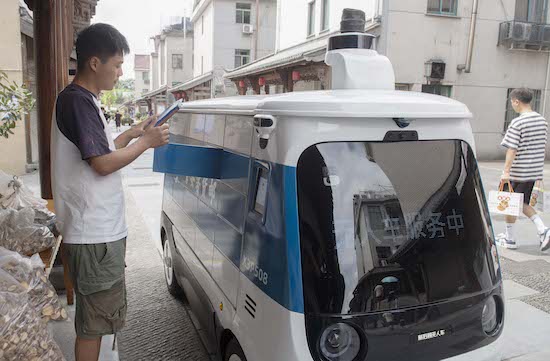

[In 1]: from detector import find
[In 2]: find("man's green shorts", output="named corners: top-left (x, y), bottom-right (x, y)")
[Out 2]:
top-left (65, 238), bottom-right (127, 339)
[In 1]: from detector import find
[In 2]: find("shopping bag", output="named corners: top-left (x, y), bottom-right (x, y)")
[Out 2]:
top-left (529, 181), bottom-right (550, 213)
top-left (488, 180), bottom-right (523, 216)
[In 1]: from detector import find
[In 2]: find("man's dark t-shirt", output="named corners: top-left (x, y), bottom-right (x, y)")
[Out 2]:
top-left (115, 113), bottom-right (122, 126)
top-left (55, 83), bottom-right (111, 160)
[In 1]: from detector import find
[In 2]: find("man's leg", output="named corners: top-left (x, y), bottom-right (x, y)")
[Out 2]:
top-left (75, 336), bottom-right (102, 361)
top-left (529, 203), bottom-right (550, 251)
top-left (504, 215), bottom-right (518, 246)
top-left (523, 204), bottom-right (547, 235)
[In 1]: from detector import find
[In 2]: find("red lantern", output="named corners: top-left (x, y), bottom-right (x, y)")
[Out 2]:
top-left (292, 70), bottom-right (301, 81)
top-left (239, 80), bottom-right (246, 88)
top-left (258, 77), bottom-right (266, 86)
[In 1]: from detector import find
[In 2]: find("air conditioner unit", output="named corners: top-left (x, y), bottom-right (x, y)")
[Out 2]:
top-left (430, 62), bottom-right (446, 80)
top-left (510, 22), bottom-right (530, 41)
top-left (527, 24), bottom-right (541, 43)
top-left (242, 24), bottom-right (253, 34)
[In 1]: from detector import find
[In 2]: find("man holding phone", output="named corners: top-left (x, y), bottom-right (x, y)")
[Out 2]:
top-left (51, 24), bottom-right (169, 361)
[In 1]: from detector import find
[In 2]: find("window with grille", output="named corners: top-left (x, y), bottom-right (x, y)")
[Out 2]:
top-left (421, 84), bottom-right (452, 97)
top-left (515, 0), bottom-right (548, 23)
top-left (308, 1), bottom-right (316, 36)
top-left (236, 3), bottom-right (251, 24)
top-left (142, 71), bottom-right (150, 84)
top-left (235, 49), bottom-right (250, 68)
top-left (504, 88), bottom-right (542, 130)
top-left (321, 0), bottom-right (329, 31)
top-left (172, 54), bottom-right (183, 69)
top-left (427, 0), bottom-right (458, 16)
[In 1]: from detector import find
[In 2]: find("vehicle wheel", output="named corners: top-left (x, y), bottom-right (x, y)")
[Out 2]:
top-left (163, 237), bottom-right (183, 297)
top-left (224, 338), bottom-right (247, 361)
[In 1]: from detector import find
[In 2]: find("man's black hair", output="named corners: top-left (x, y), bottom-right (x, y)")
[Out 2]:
top-left (75, 23), bottom-right (130, 72)
top-left (510, 88), bottom-right (533, 105)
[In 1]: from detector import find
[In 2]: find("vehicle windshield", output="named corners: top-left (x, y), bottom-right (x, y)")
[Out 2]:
top-left (297, 140), bottom-right (497, 315)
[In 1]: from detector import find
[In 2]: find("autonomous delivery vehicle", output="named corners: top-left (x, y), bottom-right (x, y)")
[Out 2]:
top-left (154, 9), bottom-right (504, 361)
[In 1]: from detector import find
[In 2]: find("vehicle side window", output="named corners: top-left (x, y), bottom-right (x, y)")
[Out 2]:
top-left (250, 162), bottom-right (270, 223)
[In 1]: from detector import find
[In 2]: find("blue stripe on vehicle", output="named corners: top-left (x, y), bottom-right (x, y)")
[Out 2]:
top-left (154, 144), bottom-right (249, 180)
top-left (284, 166), bottom-right (305, 313)
top-left (159, 147), bottom-right (305, 313)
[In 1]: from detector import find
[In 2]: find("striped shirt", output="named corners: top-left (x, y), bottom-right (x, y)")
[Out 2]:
top-left (501, 111), bottom-right (548, 181)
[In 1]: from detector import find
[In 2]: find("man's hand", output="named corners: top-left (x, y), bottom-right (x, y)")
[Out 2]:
top-left (90, 120), bottom-right (169, 176)
top-left (126, 116), bottom-right (156, 139)
top-left (139, 121), bottom-right (170, 149)
top-left (501, 170), bottom-right (511, 180)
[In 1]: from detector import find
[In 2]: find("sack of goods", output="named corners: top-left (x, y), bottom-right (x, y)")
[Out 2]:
top-left (0, 208), bottom-right (56, 256)
top-left (0, 247), bottom-right (66, 361)
top-left (0, 171), bottom-right (57, 232)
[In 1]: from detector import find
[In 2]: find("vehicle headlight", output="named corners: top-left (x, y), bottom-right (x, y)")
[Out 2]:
top-left (319, 323), bottom-right (361, 361)
top-left (481, 296), bottom-right (498, 335)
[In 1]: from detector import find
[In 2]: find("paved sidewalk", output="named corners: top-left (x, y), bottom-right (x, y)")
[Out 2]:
top-left (477, 162), bottom-right (550, 361)
top-left (116, 189), bottom-right (209, 361)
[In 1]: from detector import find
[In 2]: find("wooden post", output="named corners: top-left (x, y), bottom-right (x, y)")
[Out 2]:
top-left (250, 77), bottom-right (261, 95)
top-left (34, 0), bottom-right (56, 200)
top-left (278, 70), bottom-right (294, 93)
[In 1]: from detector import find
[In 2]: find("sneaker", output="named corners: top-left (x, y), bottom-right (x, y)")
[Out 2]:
top-left (496, 233), bottom-right (518, 249)
top-left (540, 228), bottom-right (550, 252)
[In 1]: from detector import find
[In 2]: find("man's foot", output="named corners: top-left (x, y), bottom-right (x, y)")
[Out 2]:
top-left (540, 228), bottom-right (550, 252)
top-left (496, 233), bottom-right (518, 249)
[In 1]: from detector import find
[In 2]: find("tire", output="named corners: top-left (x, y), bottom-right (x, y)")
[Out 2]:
top-left (224, 338), bottom-right (247, 361)
top-left (162, 236), bottom-right (183, 297)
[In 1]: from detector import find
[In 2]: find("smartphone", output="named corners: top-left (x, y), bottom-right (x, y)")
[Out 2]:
top-left (155, 99), bottom-right (183, 127)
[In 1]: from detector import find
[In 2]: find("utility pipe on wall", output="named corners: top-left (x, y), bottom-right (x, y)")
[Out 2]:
top-left (255, 0), bottom-right (260, 60)
top-left (462, 0), bottom-right (479, 73)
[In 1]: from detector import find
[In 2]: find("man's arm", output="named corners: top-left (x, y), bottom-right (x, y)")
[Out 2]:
top-left (113, 117), bottom-right (155, 149)
top-left (114, 131), bottom-right (134, 149)
top-left (502, 147), bottom-right (517, 179)
top-left (90, 123), bottom-right (169, 176)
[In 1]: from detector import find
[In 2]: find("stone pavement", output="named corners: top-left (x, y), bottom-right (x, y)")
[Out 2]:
top-left (116, 189), bottom-right (210, 361)
top-left (476, 163), bottom-right (550, 361)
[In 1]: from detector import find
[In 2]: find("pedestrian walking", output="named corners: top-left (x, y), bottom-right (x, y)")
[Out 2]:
top-left (497, 87), bottom-right (550, 252)
top-left (101, 107), bottom-right (111, 123)
top-left (115, 111), bottom-right (122, 132)
top-left (51, 23), bottom-right (169, 361)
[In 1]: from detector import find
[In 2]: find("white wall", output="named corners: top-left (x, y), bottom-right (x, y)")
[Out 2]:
top-left (134, 69), bottom-right (150, 97)
top-left (384, 0), bottom-right (550, 159)
top-left (150, 54), bottom-right (159, 91)
top-left (165, 35), bottom-right (194, 87)
top-left (214, 0), bottom-right (256, 70)
top-left (0, 0), bottom-right (26, 175)
top-left (193, 1), bottom-right (214, 77)
top-left (278, 0), bottom-right (378, 50)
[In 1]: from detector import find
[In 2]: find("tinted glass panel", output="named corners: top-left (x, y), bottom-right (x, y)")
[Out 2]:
top-left (298, 141), bottom-right (496, 315)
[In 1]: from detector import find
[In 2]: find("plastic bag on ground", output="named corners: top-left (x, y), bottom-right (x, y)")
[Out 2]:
top-left (0, 248), bottom-right (67, 323)
top-left (0, 248), bottom-right (65, 360)
top-left (0, 208), bottom-right (55, 256)
top-left (0, 171), bottom-right (48, 210)
top-left (0, 171), bottom-right (56, 230)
